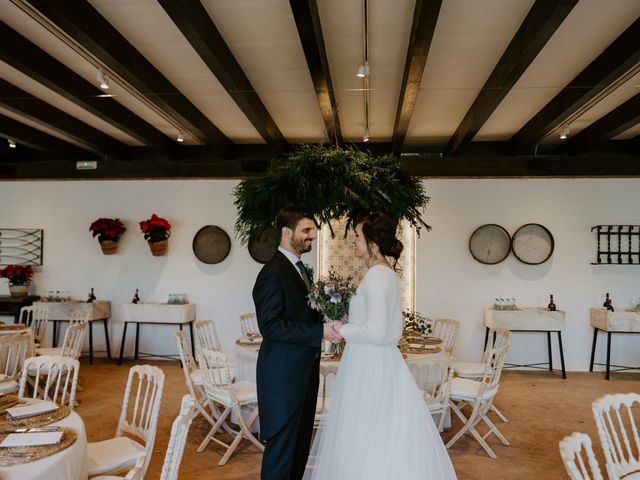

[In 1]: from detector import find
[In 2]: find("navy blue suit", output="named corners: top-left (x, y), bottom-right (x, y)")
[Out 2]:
top-left (253, 250), bottom-right (323, 480)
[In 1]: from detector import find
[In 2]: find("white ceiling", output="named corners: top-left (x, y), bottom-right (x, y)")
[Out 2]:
top-left (1, 0), bottom-right (639, 152)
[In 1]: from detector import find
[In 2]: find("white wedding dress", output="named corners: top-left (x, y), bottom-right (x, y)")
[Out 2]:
top-left (304, 265), bottom-right (457, 479)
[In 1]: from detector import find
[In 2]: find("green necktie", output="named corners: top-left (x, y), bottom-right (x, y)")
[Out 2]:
top-left (295, 260), bottom-right (311, 290)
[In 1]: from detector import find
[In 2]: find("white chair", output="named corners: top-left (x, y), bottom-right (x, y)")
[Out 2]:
top-left (197, 347), bottom-right (263, 465)
top-left (194, 319), bottom-right (222, 353)
top-left (0, 332), bottom-right (30, 394)
top-left (431, 318), bottom-right (459, 355)
top-left (69, 310), bottom-right (91, 326)
top-left (239, 312), bottom-right (260, 337)
top-left (36, 321), bottom-right (87, 360)
top-left (412, 355), bottom-right (454, 432)
top-left (86, 365), bottom-right (165, 477)
top-left (94, 394), bottom-right (196, 480)
top-left (446, 342), bottom-right (510, 459)
top-left (19, 305), bottom-right (49, 347)
top-left (559, 432), bottom-right (604, 480)
top-left (592, 393), bottom-right (640, 480)
top-left (91, 453), bottom-right (146, 480)
top-left (454, 328), bottom-right (512, 422)
top-left (18, 355), bottom-right (79, 408)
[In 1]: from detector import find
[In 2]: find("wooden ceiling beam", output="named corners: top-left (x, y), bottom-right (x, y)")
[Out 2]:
top-left (392, 0), bottom-right (442, 156)
top-left (0, 79), bottom-right (129, 159)
top-left (289, 0), bottom-right (343, 146)
top-left (158, 0), bottom-right (287, 155)
top-left (510, 17), bottom-right (640, 153)
top-left (0, 114), bottom-right (97, 160)
top-left (445, 0), bottom-right (577, 156)
top-left (26, 0), bottom-right (233, 157)
top-left (561, 93), bottom-right (640, 154)
top-left (0, 22), bottom-right (176, 155)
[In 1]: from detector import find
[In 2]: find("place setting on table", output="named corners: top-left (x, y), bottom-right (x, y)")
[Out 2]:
top-left (0, 396), bottom-right (77, 467)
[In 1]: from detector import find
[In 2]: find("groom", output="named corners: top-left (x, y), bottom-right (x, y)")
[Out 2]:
top-left (253, 207), bottom-right (342, 480)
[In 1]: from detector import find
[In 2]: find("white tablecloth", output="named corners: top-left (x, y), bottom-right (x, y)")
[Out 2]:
top-left (0, 401), bottom-right (88, 480)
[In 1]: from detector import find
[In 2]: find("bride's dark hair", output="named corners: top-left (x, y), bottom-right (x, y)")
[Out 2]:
top-left (357, 212), bottom-right (403, 267)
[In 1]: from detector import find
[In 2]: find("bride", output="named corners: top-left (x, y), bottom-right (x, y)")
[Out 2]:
top-left (305, 212), bottom-right (457, 479)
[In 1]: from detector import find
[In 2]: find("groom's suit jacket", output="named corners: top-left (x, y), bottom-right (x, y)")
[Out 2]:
top-left (252, 250), bottom-right (323, 440)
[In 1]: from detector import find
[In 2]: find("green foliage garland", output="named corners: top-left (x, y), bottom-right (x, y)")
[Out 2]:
top-left (233, 145), bottom-right (430, 244)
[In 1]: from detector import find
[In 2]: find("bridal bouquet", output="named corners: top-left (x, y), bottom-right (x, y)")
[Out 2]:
top-left (308, 270), bottom-right (357, 356)
top-left (307, 270), bottom-right (357, 322)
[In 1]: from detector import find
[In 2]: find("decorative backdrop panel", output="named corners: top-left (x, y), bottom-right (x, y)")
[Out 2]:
top-left (317, 219), bottom-right (415, 313)
top-left (0, 229), bottom-right (43, 265)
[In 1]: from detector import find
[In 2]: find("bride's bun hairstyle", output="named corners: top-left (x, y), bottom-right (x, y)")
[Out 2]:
top-left (358, 212), bottom-right (404, 261)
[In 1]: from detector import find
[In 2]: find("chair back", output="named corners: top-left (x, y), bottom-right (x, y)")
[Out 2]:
top-left (478, 342), bottom-right (510, 396)
top-left (18, 306), bottom-right (33, 325)
top-left (29, 308), bottom-right (50, 346)
top-left (160, 394), bottom-right (196, 480)
top-left (59, 321), bottom-right (87, 359)
top-left (69, 310), bottom-right (90, 326)
top-left (482, 328), bottom-right (511, 363)
top-left (592, 393), bottom-right (640, 480)
top-left (19, 355), bottom-right (79, 408)
top-left (239, 312), bottom-right (260, 337)
top-left (0, 332), bottom-right (30, 381)
top-left (559, 432), bottom-right (604, 480)
top-left (198, 347), bottom-right (234, 402)
top-left (432, 318), bottom-right (460, 355)
top-left (175, 331), bottom-right (198, 395)
top-left (116, 365), bottom-right (165, 475)
top-left (194, 320), bottom-right (222, 354)
top-left (411, 355), bottom-right (453, 410)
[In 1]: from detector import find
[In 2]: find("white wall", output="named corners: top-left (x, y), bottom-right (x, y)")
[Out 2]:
top-left (0, 178), bottom-right (638, 371)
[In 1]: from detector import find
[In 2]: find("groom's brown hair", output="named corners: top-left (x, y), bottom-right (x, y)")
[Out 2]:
top-left (276, 207), bottom-right (314, 232)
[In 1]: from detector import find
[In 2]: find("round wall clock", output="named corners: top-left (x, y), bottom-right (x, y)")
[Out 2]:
top-left (469, 224), bottom-right (511, 265)
top-left (511, 223), bottom-right (554, 265)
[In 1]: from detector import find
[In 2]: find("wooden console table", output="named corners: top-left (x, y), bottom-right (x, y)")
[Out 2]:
top-left (589, 308), bottom-right (640, 380)
top-left (484, 307), bottom-right (567, 379)
top-left (0, 295), bottom-right (40, 323)
top-left (33, 301), bottom-right (111, 364)
top-left (119, 303), bottom-right (196, 365)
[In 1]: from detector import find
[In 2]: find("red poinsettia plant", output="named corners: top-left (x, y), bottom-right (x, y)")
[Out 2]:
top-left (0, 264), bottom-right (34, 286)
top-left (89, 217), bottom-right (126, 243)
top-left (139, 214), bottom-right (171, 243)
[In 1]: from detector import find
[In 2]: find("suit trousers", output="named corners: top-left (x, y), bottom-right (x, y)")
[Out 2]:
top-left (261, 363), bottom-right (320, 480)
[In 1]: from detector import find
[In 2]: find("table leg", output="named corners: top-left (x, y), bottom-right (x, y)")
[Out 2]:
top-left (89, 321), bottom-right (94, 365)
top-left (557, 332), bottom-right (566, 379)
top-left (53, 321), bottom-right (58, 347)
top-left (189, 321), bottom-right (195, 357)
top-left (119, 322), bottom-right (128, 365)
top-left (606, 332), bottom-right (612, 380)
top-left (483, 327), bottom-right (489, 350)
top-left (547, 331), bottom-right (553, 372)
top-left (103, 319), bottom-right (112, 359)
top-left (589, 328), bottom-right (598, 372)
top-left (135, 323), bottom-right (140, 360)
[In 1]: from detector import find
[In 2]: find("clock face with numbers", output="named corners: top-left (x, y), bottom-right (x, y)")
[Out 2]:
top-left (469, 224), bottom-right (511, 265)
top-left (511, 223), bottom-right (554, 265)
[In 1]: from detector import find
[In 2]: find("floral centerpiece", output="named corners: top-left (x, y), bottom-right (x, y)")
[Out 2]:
top-left (0, 264), bottom-right (34, 297)
top-left (402, 310), bottom-right (432, 337)
top-left (89, 217), bottom-right (126, 255)
top-left (307, 269), bottom-right (357, 356)
top-left (140, 214), bottom-right (171, 256)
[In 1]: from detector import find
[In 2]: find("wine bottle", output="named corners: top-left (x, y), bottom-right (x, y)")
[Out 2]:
top-left (87, 287), bottom-right (96, 303)
top-left (132, 288), bottom-right (140, 304)
top-left (603, 292), bottom-right (614, 312)
top-left (547, 294), bottom-right (556, 311)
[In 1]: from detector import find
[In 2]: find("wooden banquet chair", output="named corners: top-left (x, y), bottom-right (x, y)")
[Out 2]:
top-left (86, 365), bottom-right (165, 478)
top-left (18, 355), bottom-right (79, 408)
top-left (18, 305), bottom-right (49, 347)
top-left (414, 355), bottom-right (454, 432)
top-left (446, 342), bottom-right (510, 459)
top-left (454, 328), bottom-right (512, 423)
top-left (239, 312), bottom-right (260, 337)
top-left (93, 394), bottom-right (196, 480)
top-left (592, 393), bottom-right (640, 480)
top-left (197, 347), bottom-right (263, 465)
top-left (559, 432), bottom-right (604, 480)
top-left (0, 332), bottom-right (30, 394)
top-left (431, 318), bottom-right (460, 355)
top-left (36, 320), bottom-right (87, 360)
top-left (194, 319), bottom-right (222, 354)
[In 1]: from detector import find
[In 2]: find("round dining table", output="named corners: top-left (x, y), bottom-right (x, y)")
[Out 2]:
top-left (0, 400), bottom-right (88, 480)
